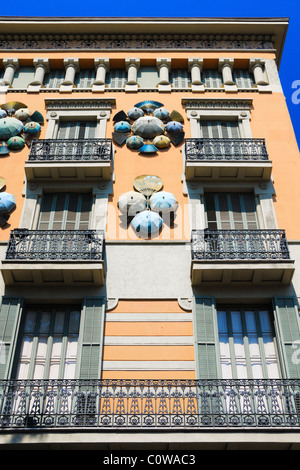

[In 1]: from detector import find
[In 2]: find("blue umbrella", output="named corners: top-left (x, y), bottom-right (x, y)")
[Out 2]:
top-left (127, 107), bottom-right (144, 121)
top-left (165, 121), bottom-right (183, 134)
top-left (150, 191), bottom-right (178, 213)
top-left (153, 107), bottom-right (170, 121)
top-left (114, 121), bottom-right (131, 133)
top-left (126, 135), bottom-right (144, 149)
top-left (131, 210), bottom-right (163, 238)
top-left (23, 121), bottom-right (41, 134)
top-left (0, 192), bottom-right (16, 214)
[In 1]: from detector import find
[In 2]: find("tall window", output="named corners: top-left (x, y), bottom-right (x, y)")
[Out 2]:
top-left (205, 192), bottom-right (258, 230)
top-left (106, 69), bottom-right (126, 89)
top-left (57, 120), bottom-right (97, 139)
top-left (14, 305), bottom-right (81, 380)
top-left (38, 193), bottom-right (93, 231)
top-left (217, 306), bottom-right (280, 379)
top-left (233, 69), bottom-right (255, 89)
top-left (200, 119), bottom-right (240, 139)
top-left (74, 69), bottom-right (95, 88)
top-left (44, 69), bottom-right (65, 88)
top-left (170, 69), bottom-right (190, 89)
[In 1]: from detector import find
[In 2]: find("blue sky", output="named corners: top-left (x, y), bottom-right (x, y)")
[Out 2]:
top-left (1, 0), bottom-right (300, 148)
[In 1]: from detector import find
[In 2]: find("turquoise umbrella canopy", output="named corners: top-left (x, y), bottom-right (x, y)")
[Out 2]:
top-left (0, 117), bottom-right (23, 141)
top-left (7, 135), bottom-right (25, 150)
top-left (131, 210), bottom-right (163, 238)
top-left (23, 121), bottom-right (41, 134)
top-left (150, 191), bottom-right (178, 213)
top-left (126, 135), bottom-right (144, 149)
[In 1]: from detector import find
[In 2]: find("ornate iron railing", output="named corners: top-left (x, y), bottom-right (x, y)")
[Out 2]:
top-left (191, 229), bottom-right (290, 260)
top-left (28, 138), bottom-right (113, 162)
top-left (5, 229), bottom-right (104, 261)
top-left (0, 379), bottom-right (299, 429)
top-left (185, 138), bottom-right (269, 161)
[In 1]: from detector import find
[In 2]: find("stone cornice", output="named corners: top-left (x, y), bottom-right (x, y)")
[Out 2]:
top-left (45, 97), bottom-right (116, 110)
top-left (182, 97), bottom-right (253, 110)
top-left (0, 33), bottom-right (275, 52)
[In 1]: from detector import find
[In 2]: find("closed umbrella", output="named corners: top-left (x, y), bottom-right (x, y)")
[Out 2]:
top-left (150, 191), bottom-right (178, 213)
top-left (118, 191), bottom-right (147, 216)
top-left (132, 116), bottom-right (165, 139)
top-left (131, 210), bottom-right (163, 238)
top-left (0, 117), bottom-right (23, 140)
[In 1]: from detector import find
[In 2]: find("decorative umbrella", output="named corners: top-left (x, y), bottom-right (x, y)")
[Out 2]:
top-left (0, 117), bottom-right (23, 141)
top-left (118, 191), bottom-right (147, 216)
top-left (134, 100), bottom-right (164, 115)
top-left (165, 121), bottom-right (183, 134)
top-left (127, 107), bottom-right (144, 121)
top-left (153, 135), bottom-right (170, 149)
top-left (126, 135), bottom-right (144, 149)
top-left (133, 175), bottom-right (163, 197)
top-left (153, 107), bottom-right (169, 121)
top-left (0, 192), bottom-right (16, 214)
top-left (1, 101), bottom-right (27, 116)
top-left (139, 143), bottom-right (158, 154)
top-left (131, 210), bottom-right (163, 238)
top-left (0, 110), bottom-right (7, 119)
top-left (114, 121), bottom-right (131, 133)
top-left (15, 108), bottom-right (31, 121)
top-left (150, 191), bottom-right (178, 213)
top-left (23, 121), bottom-right (41, 134)
top-left (0, 143), bottom-right (9, 156)
top-left (132, 116), bottom-right (165, 139)
top-left (7, 136), bottom-right (25, 150)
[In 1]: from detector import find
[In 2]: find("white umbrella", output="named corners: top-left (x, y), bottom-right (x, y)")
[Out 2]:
top-left (117, 191), bottom-right (147, 216)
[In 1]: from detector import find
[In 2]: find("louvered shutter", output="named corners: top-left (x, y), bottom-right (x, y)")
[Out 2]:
top-left (170, 69), bottom-right (190, 89)
top-left (201, 120), bottom-right (240, 139)
top-left (38, 193), bottom-right (93, 230)
top-left (78, 297), bottom-right (105, 379)
top-left (44, 69), bottom-right (65, 88)
top-left (107, 69), bottom-right (126, 88)
top-left (194, 297), bottom-right (219, 379)
top-left (233, 69), bottom-right (255, 89)
top-left (0, 297), bottom-right (23, 379)
top-left (75, 69), bottom-right (95, 88)
top-left (273, 297), bottom-right (300, 378)
top-left (202, 69), bottom-right (222, 88)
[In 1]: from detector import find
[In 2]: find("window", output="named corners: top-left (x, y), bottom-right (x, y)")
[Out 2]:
top-left (38, 193), bottom-right (93, 230)
top-left (217, 306), bottom-right (280, 379)
top-left (56, 120), bottom-right (97, 139)
top-left (200, 119), bottom-right (240, 138)
top-left (170, 69), bottom-right (190, 89)
top-left (14, 305), bottom-right (81, 380)
top-left (205, 192), bottom-right (258, 230)
top-left (74, 69), bottom-right (95, 88)
top-left (106, 69), bottom-right (126, 88)
top-left (202, 69), bottom-right (223, 88)
top-left (44, 69), bottom-right (65, 88)
top-left (233, 69), bottom-right (255, 89)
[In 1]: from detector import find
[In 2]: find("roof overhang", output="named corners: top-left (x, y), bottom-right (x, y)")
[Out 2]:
top-left (0, 17), bottom-right (289, 65)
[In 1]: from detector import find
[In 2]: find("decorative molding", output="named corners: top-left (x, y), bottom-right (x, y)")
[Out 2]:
top-left (182, 97), bottom-right (253, 110)
top-left (178, 297), bottom-right (193, 311)
top-left (0, 34), bottom-right (275, 51)
top-left (106, 298), bottom-right (119, 311)
top-left (44, 98), bottom-right (116, 110)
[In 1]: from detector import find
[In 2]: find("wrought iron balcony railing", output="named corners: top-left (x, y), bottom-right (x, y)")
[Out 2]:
top-left (185, 138), bottom-right (269, 161)
top-left (28, 138), bottom-right (113, 162)
top-left (0, 379), bottom-right (300, 430)
top-left (191, 229), bottom-right (290, 261)
top-left (5, 229), bottom-right (104, 261)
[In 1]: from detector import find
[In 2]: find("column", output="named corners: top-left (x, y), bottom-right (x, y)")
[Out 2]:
top-left (249, 58), bottom-right (270, 91)
top-left (92, 58), bottom-right (109, 93)
top-left (188, 58), bottom-right (205, 92)
top-left (125, 58), bottom-right (140, 92)
top-left (60, 57), bottom-right (79, 93)
top-left (218, 58), bottom-right (237, 92)
top-left (156, 58), bottom-right (171, 92)
top-left (27, 58), bottom-right (50, 93)
top-left (0, 58), bottom-right (19, 89)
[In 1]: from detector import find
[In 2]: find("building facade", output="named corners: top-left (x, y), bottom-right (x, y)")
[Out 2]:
top-left (0, 16), bottom-right (299, 450)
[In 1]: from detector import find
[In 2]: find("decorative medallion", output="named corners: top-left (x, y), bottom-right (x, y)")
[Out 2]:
top-left (112, 101), bottom-right (185, 154)
top-left (118, 175), bottom-right (178, 239)
top-left (0, 101), bottom-right (43, 156)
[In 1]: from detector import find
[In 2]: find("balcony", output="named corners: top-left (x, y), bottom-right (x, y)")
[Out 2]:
top-left (191, 229), bottom-right (294, 285)
top-left (25, 138), bottom-right (113, 181)
top-left (0, 378), bottom-right (299, 431)
top-left (184, 138), bottom-right (272, 181)
top-left (1, 229), bottom-right (105, 286)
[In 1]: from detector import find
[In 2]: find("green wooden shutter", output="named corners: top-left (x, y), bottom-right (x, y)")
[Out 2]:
top-left (0, 296), bottom-right (23, 379)
top-left (194, 297), bottom-right (220, 379)
top-left (78, 297), bottom-right (105, 379)
top-left (273, 296), bottom-right (300, 378)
